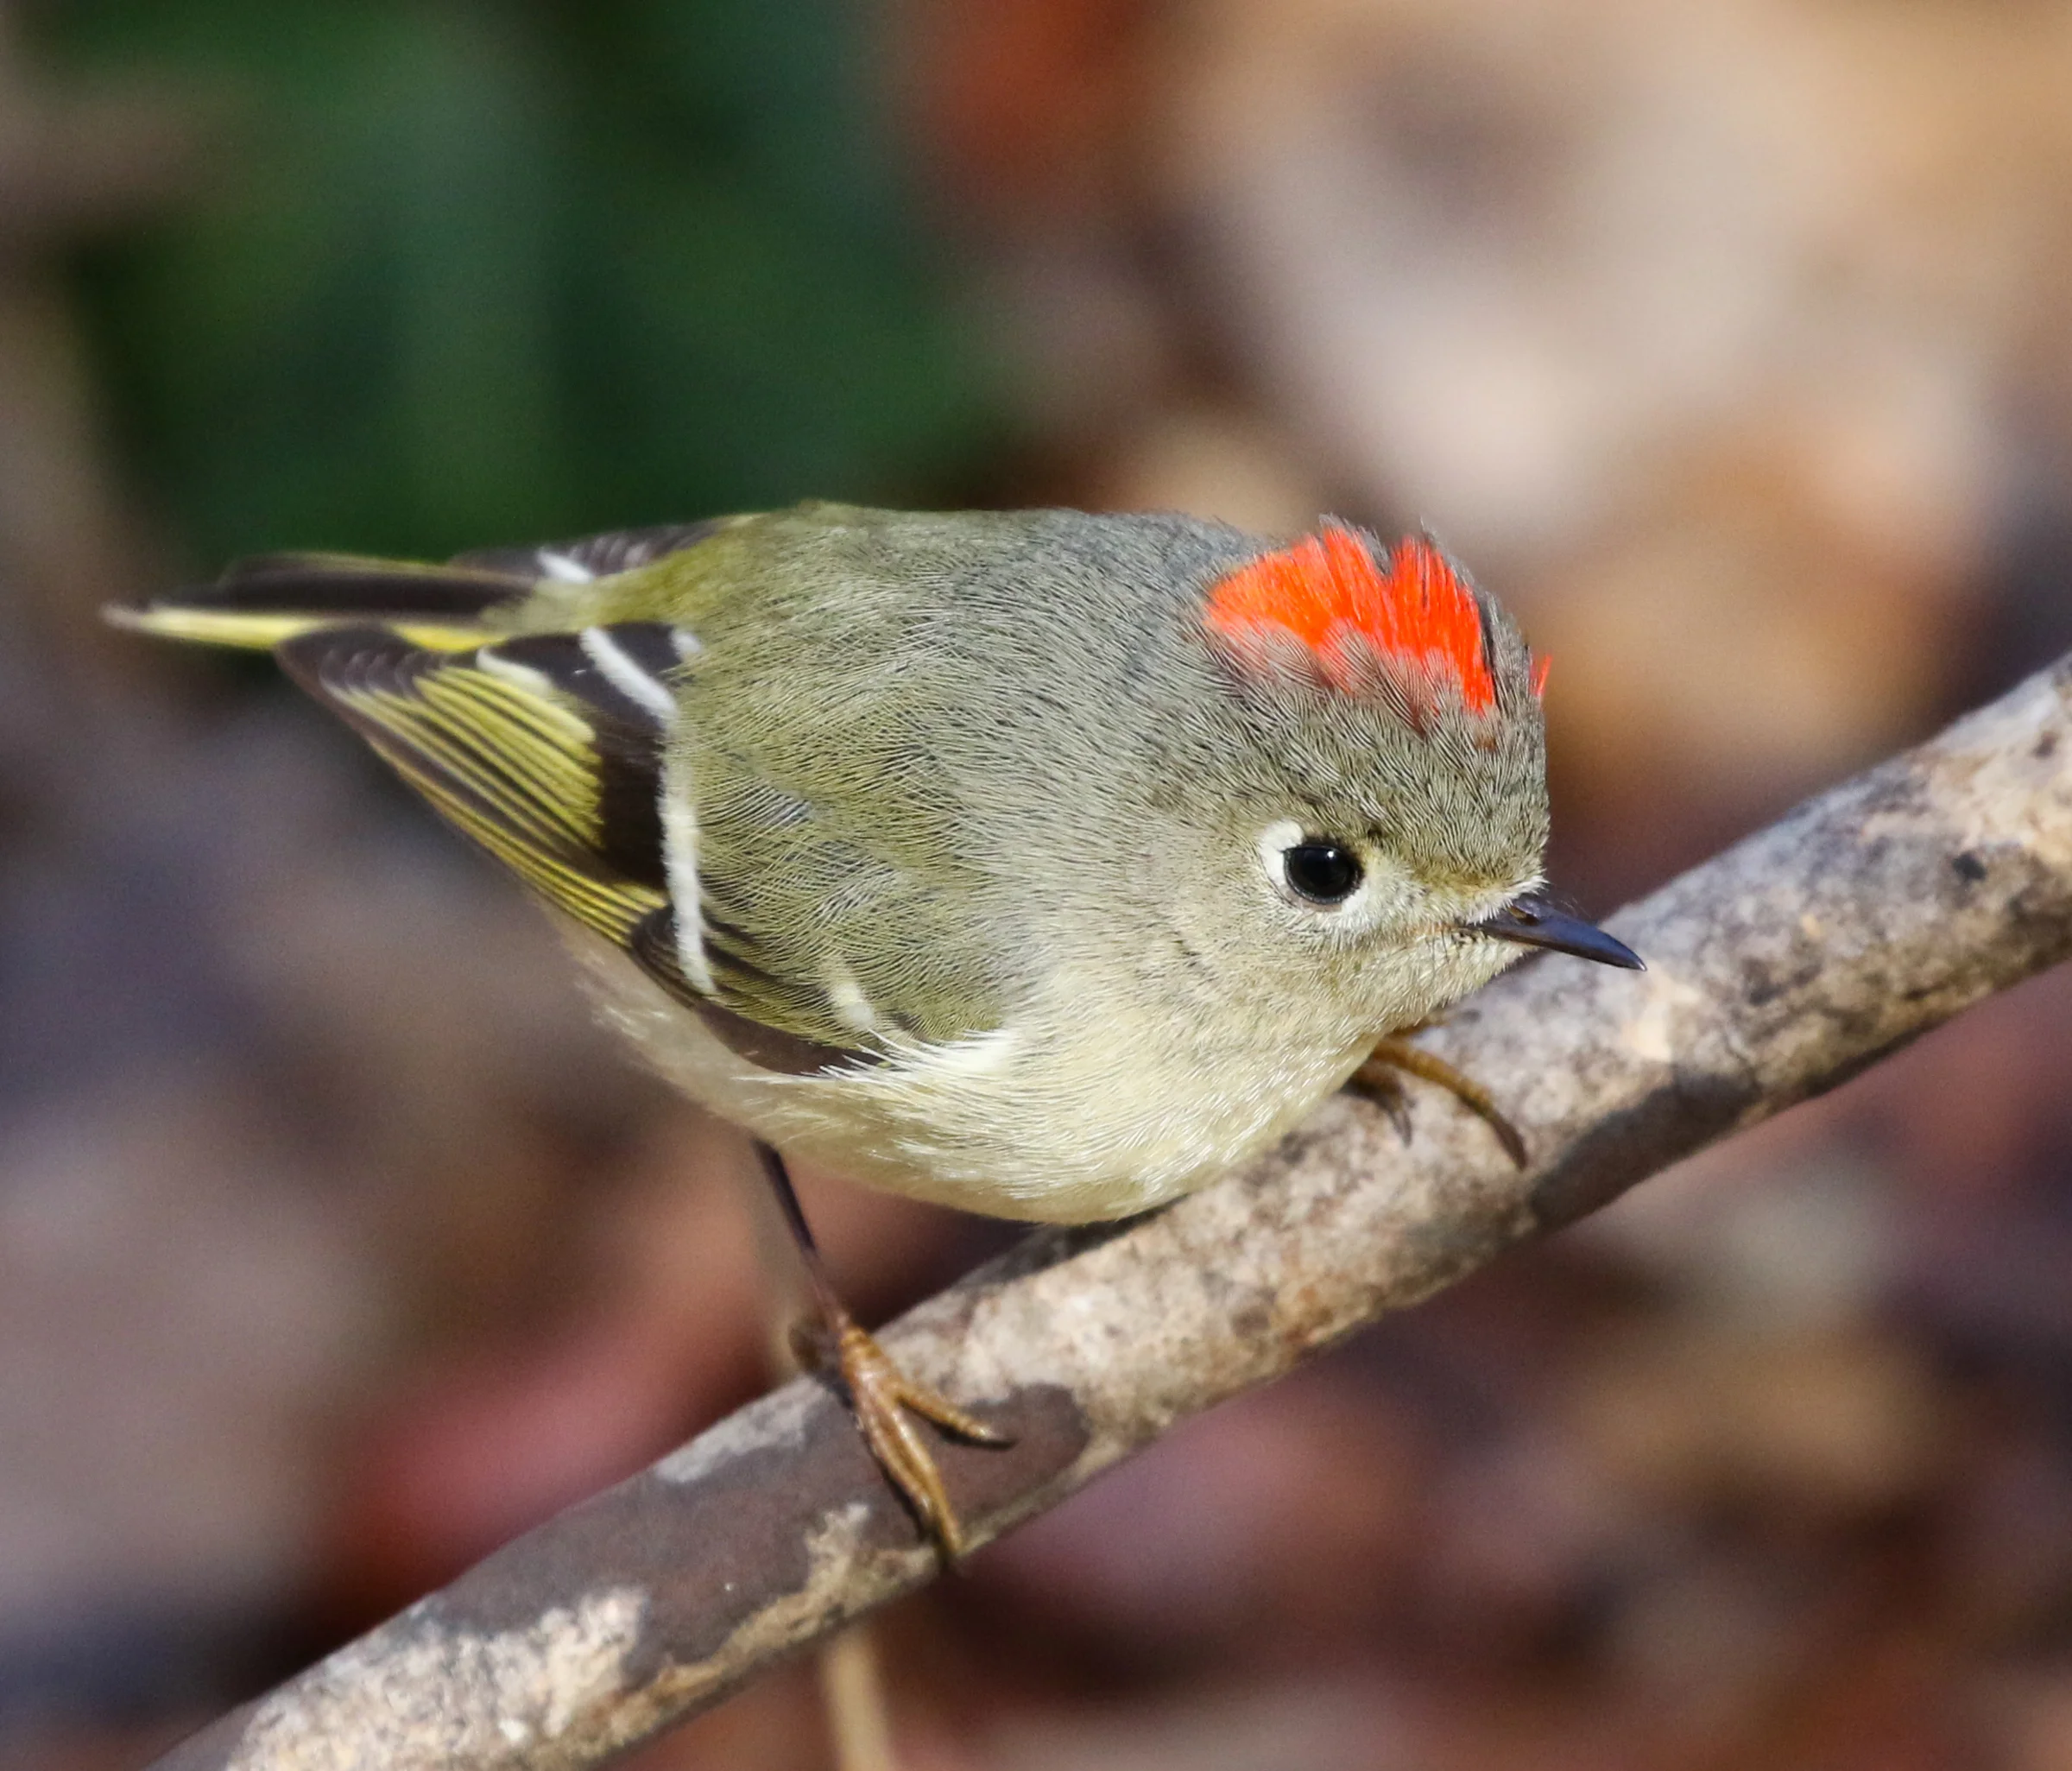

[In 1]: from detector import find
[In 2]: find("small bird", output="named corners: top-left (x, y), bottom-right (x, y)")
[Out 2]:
top-left (116, 503), bottom-right (1640, 1552)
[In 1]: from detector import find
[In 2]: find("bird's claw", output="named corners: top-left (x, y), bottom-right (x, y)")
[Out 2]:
top-left (1349, 1037), bottom-right (1529, 1168)
top-left (815, 1317), bottom-right (1011, 1560)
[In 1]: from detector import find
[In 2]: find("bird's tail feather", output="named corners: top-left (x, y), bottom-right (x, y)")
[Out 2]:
top-left (106, 551), bottom-right (538, 653)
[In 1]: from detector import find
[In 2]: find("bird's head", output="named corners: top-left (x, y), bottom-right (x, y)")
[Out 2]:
top-left (1155, 522), bottom-right (1638, 1044)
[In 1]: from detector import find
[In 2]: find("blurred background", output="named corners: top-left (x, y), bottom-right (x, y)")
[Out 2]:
top-left (2, 0), bottom-right (2070, 1766)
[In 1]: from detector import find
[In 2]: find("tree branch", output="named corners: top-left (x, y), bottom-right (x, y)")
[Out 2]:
top-left (154, 655), bottom-right (2072, 1771)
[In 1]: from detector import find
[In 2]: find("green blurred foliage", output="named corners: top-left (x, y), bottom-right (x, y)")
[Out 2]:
top-left (44, 0), bottom-right (1002, 564)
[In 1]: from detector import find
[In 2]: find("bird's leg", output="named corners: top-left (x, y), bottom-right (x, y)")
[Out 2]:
top-left (1348, 1034), bottom-right (1528, 1168)
top-left (755, 1142), bottom-right (1009, 1559)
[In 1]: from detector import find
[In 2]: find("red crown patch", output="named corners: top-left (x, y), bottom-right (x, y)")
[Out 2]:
top-left (1205, 527), bottom-right (1500, 716)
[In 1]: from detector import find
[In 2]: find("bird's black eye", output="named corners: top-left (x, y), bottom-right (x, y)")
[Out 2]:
top-left (1283, 840), bottom-right (1363, 905)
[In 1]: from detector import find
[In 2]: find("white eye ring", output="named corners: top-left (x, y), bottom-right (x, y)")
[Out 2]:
top-left (1258, 819), bottom-right (1367, 911)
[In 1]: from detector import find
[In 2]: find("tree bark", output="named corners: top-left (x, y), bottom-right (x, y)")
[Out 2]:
top-left (154, 654), bottom-right (2072, 1771)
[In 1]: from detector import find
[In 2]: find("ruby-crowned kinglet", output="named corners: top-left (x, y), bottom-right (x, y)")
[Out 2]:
top-left (117, 502), bottom-right (1639, 1550)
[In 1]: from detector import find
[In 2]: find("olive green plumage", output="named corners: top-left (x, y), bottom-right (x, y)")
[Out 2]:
top-left (118, 502), bottom-right (1557, 1221)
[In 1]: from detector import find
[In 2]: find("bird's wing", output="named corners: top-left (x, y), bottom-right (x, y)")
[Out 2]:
top-left (113, 528), bottom-right (875, 1075)
top-left (277, 621), bottom-right (686, 953)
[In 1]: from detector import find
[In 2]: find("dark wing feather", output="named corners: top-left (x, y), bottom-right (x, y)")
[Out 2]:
top-left (629, 908), bottom-right (864, 1074)
top-left (187, 553), bottom-right (539, 619)
top-left (275, 620), bottom-right (879, 1076)
top-left (452, 520), bottom-right (736, 585)
top-left (275, 624), bottom-right (679, 950)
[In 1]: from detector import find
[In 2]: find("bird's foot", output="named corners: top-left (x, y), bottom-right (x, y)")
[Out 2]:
top-left (1349, 1036), bottom-right (1528, 1168)
top-left (792, 1312), bottom-right (1011, 1560)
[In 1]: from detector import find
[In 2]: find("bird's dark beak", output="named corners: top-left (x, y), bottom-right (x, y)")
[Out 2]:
top-left (1466, 893), bottom-right (1645, 971)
